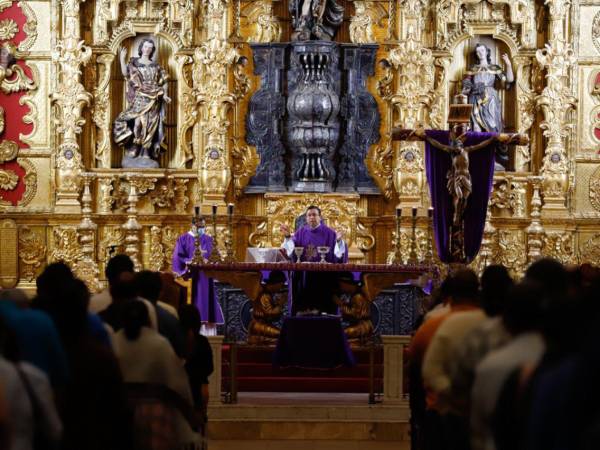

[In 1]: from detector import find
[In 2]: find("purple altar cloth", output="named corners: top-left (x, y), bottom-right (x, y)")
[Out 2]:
top-left (273, 316), bottom-right (356, 368)
top-left (424, 130), bottom-right (496, 263)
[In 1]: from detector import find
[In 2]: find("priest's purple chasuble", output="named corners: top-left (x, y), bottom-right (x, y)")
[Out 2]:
top-left (172, 233), bottom-right (224, 324)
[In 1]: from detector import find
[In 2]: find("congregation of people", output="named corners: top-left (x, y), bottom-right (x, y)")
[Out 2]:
top-left (409, 259), bottom-right (600, 450)
top-left (0, 254), bottom-right (213, 450)
top-left (1, 252), bottom-right (599, 450)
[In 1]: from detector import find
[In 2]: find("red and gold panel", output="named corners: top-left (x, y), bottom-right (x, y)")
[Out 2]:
top-left (0, 1), bottom-right (35, 206)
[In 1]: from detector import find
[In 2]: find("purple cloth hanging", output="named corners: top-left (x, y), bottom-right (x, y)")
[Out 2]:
top-left (424, 130), bottom-right (496, 263)
top-left (273, 316), bottom-right (356, 368)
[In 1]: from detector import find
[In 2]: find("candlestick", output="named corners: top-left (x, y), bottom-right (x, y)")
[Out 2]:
top-left (426, 207), bottom-right (434, 264)
top-left (224, 204), bottom-right (235, 262)
top-left (207, 204), bottom-right (222, 263)
top-left (409, 207), bottom-right (418, 265)
top-left (391, 208), bottom-right (402, 265)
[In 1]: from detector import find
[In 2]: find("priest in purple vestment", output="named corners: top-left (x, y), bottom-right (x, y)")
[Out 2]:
top-left (172, 216), bottom-right (223, 335)
top-left (280, 205), bottom-right (348, 315)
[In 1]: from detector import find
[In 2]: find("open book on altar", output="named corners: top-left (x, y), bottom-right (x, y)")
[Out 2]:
top-left (245, 247), bottom-right (289, 263)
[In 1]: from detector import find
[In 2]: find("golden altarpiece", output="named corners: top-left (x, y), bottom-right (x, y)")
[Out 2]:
top-left (0, 0), bottom-right (597, 291)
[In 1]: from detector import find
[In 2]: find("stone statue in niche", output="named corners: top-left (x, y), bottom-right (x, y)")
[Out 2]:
top-left (462, 43), bottom-right (514, 170)
top-left (113, 37), bottom-right (171, 169)
top-left (289, 0), bottom-right (344, 41)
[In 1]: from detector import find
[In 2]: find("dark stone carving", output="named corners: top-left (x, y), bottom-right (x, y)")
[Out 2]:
top-left (287, 41), bottom-right (340, 192)
top-left (216, 281), bottom-right (422, 340)
top-left (246, 44), bottom-right (287, 193)
top-left (245, 42), bottom-right (380, 194)
top-left (337, 45), bottom-right (380, 194)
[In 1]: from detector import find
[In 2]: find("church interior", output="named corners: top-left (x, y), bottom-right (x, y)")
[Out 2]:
top-left (0, 0), bottom-right (599, 449)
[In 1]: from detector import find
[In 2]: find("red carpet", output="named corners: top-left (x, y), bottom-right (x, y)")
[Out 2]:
top-left (222, 346), bottom-right (383, 393)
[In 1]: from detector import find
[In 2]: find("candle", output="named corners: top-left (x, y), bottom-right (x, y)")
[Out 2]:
top-left (227, 203), bottom-right (234, 216)
top-left (212, 204), bottom-right (218, 216)
top-left (412, 207), bottom-right (418, 218)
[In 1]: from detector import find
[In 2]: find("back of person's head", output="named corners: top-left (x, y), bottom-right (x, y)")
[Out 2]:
top-left (135, 271), bottom-right (162, 304)
top-left (109, 272), bottom-right (137, 304)
top-left (525, 258), bottom-right (573, 357)
top-left (56, 278), bottom-right (91, 341)
top-left (178, 304), bottom-right (201, 334)
top-left (121, 300), bottom-right (150, 341)
top-left (480, 265), bottom-right (513, 317)
top-left (105, 254), bottom-right (135, 286)
top-left (525, 258), bottom-right (568, 300)
top-left (36, 261), bottom-right (74, 299)
top-left (448, 268), bottom-right (479, 305)
top-left (503, 280), bottom-right (544, 335)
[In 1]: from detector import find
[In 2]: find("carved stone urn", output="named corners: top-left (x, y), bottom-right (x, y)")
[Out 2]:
top-left (286, 41), bottom-right (340, 192)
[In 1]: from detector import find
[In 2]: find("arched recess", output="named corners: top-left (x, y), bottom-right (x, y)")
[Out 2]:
top-left (92, 25), bottom-right (185, 169)
top-left (443, 30), bottom-right (521, 168)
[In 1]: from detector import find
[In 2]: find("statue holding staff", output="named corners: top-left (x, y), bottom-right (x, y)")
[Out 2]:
top-left (113, 38), bottom-right (171, 168)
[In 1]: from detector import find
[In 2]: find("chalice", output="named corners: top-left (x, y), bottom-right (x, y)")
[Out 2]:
top-left (317, 246), bottom-right (330, 263)
top-left (294, 247), bottom-right (304, 263)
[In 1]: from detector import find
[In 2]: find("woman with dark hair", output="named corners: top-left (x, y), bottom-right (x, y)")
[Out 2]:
top-left (462, 42), bottom-right (514, 169)
top-left (113, 301), bottom-right (200, 448)
top-left (178, 304), bottom-right (213, 413)
top-left (113, 37), bottom-right (170, 168)
top-left (56, 278), bottom-right (131, 450)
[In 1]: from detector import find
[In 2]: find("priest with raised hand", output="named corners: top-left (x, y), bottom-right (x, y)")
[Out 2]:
top-left (279, 205), bottom-right (348, 315)
top-left (172, 214), bottom-right (223, 335)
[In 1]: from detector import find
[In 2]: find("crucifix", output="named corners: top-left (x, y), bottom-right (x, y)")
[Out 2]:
top-left (392, 94), bottom-right (528, 263)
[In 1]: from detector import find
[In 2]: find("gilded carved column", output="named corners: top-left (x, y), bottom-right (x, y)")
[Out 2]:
top-left (398, 0), bottom-right (426, 41)
top-left (385, 29), bottom-right (435, 207)
top-left (478, 208), bottom-right (496, 271)
top-left (512, 56), bottom-right (537, 172)
top-left (122, 176), bottom-right (142, 271)
top-left (75, 174), bottom-right (101, 292)
top-left (51, 0), bottom-right (92, 212)
top-left (535, 40), bottom-right (576, 218)
top-left (92, 54), bottom-right (114, 169)
top-left (526, 176), bottom-right (544, 263)
top-left (194, 0), bottom-right (242, 209)
top-left (545, 0), bottom-right (569, 42)
top-left (175, 55), bottom-right (195, 168)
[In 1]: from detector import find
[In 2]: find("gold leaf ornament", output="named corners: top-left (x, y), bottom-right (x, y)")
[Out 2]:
top-left (0, 19), bottom-right (17, 41)
top-left (0, 168), bottom-right (18, 190)
top-left (0, 139), bottom-right (18, 162)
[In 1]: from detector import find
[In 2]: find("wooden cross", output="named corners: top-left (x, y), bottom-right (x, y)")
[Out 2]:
top-left (391, 124), bottom-right (528, 262)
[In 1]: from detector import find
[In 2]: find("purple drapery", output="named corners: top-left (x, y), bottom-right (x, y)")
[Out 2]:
top-left (424, 130), bottom-right (496, 263)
